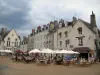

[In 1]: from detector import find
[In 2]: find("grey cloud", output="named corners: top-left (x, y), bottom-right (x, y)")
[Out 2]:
top-left (0, 0), bottom-right (31, 29)
top-left (0, 0), bottom-right (100, 37)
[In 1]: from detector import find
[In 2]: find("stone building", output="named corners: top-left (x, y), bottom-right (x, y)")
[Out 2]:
top-left (0, 28), bottom-right (20, 52)
top-left (27, 11), bottom-right (100, 59)
top-left (20, 36), bottom-right (28, 52)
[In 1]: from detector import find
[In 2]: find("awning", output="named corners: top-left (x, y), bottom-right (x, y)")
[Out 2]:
top-left (73, 47), bottom-right (91, 53)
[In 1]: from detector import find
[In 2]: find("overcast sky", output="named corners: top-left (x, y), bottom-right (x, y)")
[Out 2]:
top-left (0, 0), bottom-right (100, 37)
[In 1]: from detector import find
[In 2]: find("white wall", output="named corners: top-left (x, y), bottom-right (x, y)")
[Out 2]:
top-left (34, 30), bottom-right (48, 49)
top-left (53, 20), bottom-right (96, 50)
top-left (54, 26), bottom-right (72, 50)
top-left (4, 29), bottom-right (20, 51)
top-left (27, 36), bottom-right (34, 50)
top-left (20, 44), bottom-right (27, 52)
top-left (0, 41), bottom-right (4, 50)
top-left (69, 20), bottom-right (96, 50)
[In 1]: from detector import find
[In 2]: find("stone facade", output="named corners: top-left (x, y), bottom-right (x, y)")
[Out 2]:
top-left (27, 36), bottom-right (34, 51)
top-left (27, 11), bottom-right (100, 57)
top-left (34, 30), bottom-right (48, 49)
top-left (20, 36), bottom-right (28, 52)
top-left (0, 29), bottom-right (20, 52)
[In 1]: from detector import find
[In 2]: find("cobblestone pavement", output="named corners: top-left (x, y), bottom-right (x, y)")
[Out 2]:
top-left (0, 57), bottom-right (100, 75)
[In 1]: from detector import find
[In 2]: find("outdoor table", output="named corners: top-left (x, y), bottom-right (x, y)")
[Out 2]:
top-left (40, 60), bottom-right (46, 65)
top-left (80, 61), bottom-right (87, 67)
top-left (40, 60), bottom-right (45, 63)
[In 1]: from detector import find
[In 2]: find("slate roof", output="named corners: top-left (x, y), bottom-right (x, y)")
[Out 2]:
top-left (23, 37), bottom-right (29, 43)
top-left (79, 19), bottom-right (96, 34)
top-left (0, 31), bottom-right (10, 41)
top-left (68, 22), bottom-right (73, 26)
top-left (0, 29), bottom-right (21, 41)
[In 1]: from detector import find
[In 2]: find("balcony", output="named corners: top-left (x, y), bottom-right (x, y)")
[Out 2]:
top-left (76, 35), bottom-right (85, 38)
top-left (78, 34), bottom-right (84, 37)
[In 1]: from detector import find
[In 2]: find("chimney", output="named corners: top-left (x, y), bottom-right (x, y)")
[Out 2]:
top-left (31, 29), bottom-right (35, 36)
top-left (1, 28), bottom-right (5, 36)
top-left (50, 21), bottom-right (54, 30)
top-left (1, 28), bottom-right (4, 32)
top-left (32, 29), bottom-right (35, 33)
top-left (54, 20), bottom-right (59, 29)
top-left (38, 26), bottom-right (41, 32)
top-left (43, 25), bottom-right (46, 30)
top-left (59, 19), bottom-right (64, 23)
top-left (50, 21), bottom-right (54, 25)
top-left (90, 11), bottom-right (97, 28)
top-left (73, 16), bottom-right (77, 24)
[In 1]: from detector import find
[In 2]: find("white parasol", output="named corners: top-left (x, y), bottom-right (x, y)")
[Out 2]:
top-left (29, 49), bottom-right (41, 54)
top-left (41, 48), bottom-right (55, 54)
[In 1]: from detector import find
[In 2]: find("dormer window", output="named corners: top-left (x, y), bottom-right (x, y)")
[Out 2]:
top-left (8, 37), bottom-right (10, 40)
top-left (46, 27), bottom-right (48, 29)
top-left (77, 27), bottom-right (82, 34)
top-left (12, 34), bottom-right (14, 36)
top-left (59, 32), bottom-right (62, 38)
top-left (15, 38), bottom-right (17, 41)
top-left (62, 23), bottom-right (65, 27)
top-left (65, 31), bottom-right (68, 37)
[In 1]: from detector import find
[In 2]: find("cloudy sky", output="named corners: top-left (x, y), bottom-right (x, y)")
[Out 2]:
top-left (0, 0), bottom-right (100, 38)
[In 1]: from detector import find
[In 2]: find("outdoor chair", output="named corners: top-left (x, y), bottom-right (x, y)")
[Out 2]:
top-left (17, 56), bottom-right (22, 62)
top-left (85, 62), bottom-right (92, 67)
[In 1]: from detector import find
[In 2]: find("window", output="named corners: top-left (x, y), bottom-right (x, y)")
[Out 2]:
top-left (7, 41), bottom-right (8, 46)
top-left (78, 38), bottom-right (83, 46)
top-left (59, 32), bottom-right (62, 38)
top-left (12, 34), bottom-right (14, 36)
top-left (15, 38), bottom-right (17, 41)
top-left (65, 31), bottom-right (68, 37)
top-left (70, 45), bottom-right (73, 48)
top-left (49, 40), bottom-right (51, 43)
top-left (60, 41), bottom-right (62, 47)
top-left (8, 37), bottom-right (10, 40)
top-left (7, 37), bottom-right (10, 46)
top-left (77, 27), bottom-right (82, 34)
top-left (9, 41), bottom-right (10, 46)
top-left (65, 40), bottom-right (70, 47)
top-left (7, 41), bottom-right (10, 46)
